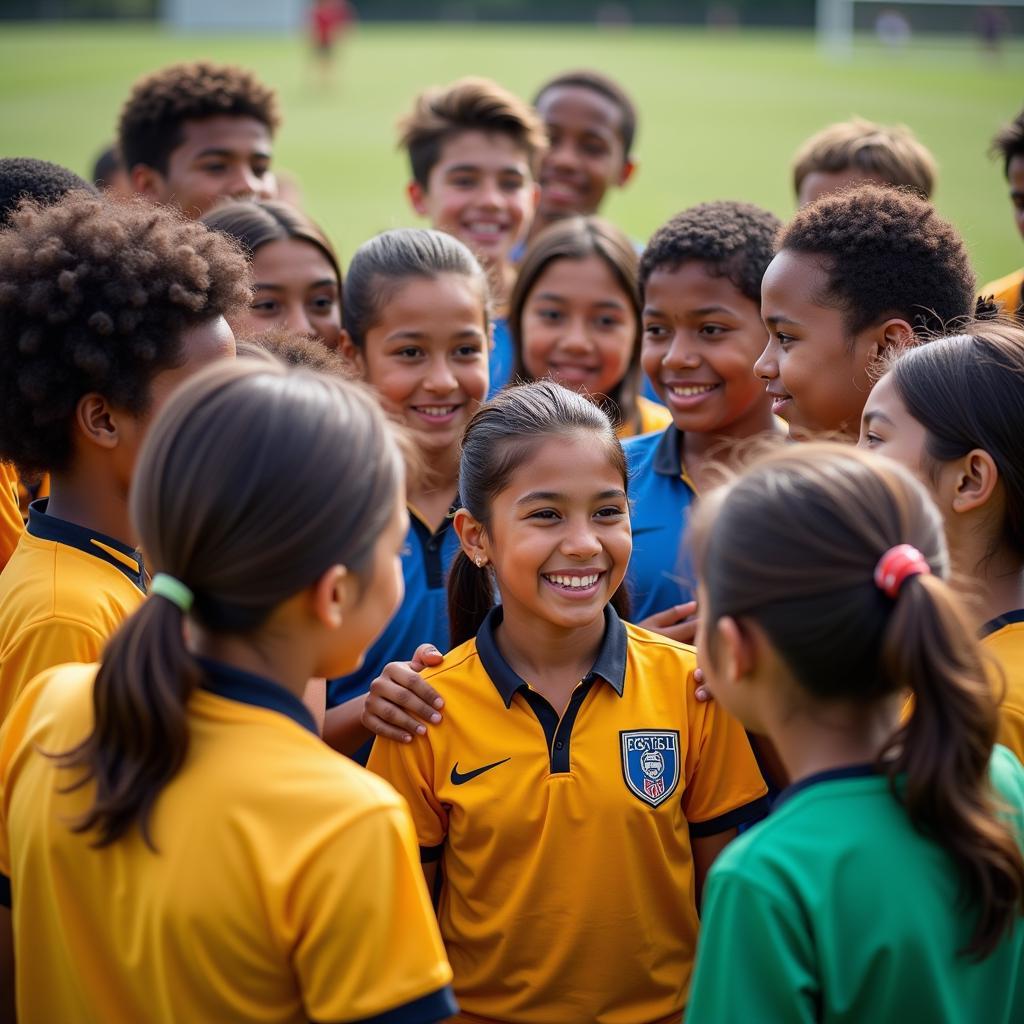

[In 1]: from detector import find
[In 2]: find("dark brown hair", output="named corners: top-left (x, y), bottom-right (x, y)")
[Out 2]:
top-left (533, 69), bottom-right (637, 158)
top-left (509, 216), bottom-right (641, 430)
top-left (239, 329), bottom-right (353, 377)
top-left (201, 199), bottom-right (342, 295)
top-left (118, 61), bottom-right (280, 174)
top-left (886, 322), bottom-right (1024, 563)
top-left (691, 442), bottom-right (1024, 959)
top-left (0, 193), bottom-right (249, 475)
top-left (990, 107), bottom-right (1024, 178)
top-left (58, 358), bottom-right (404, 847)
top-left (398, 76), bottom-right (547, 188)
top-left (449, 379), bottom-right (630, 645)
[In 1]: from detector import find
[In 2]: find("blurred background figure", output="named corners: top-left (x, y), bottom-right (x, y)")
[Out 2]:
top-left (310, 0), bottom-right (355, 88)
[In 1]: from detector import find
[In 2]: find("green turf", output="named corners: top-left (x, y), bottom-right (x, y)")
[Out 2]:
top-left (0, 22), bottom-right (1020, 284)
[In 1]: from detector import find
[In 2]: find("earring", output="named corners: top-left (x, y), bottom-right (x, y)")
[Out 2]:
top-left (475, 556), bottom-right (487, 568)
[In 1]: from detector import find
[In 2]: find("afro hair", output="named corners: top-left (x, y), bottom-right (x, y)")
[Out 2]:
top-left (639, 201), bottom-right (782, 304)
top-left (778, 184), bottom-right (975, 338)
top-left (0, 193), bottom-right (250, 475)
top-left (0, 157), bottom-right (95, 227)
top-left (240, 329), bottom-right (353, 377)
top-left (118, 61), bottom-right (280, 174)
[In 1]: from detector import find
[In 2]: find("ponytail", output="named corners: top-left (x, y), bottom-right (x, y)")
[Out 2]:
top-left (58, 596), bottom-right (199, 848)
top-left (448, 551), bottom-right (496, 649)
top-left (880, 574), bottom-right (1024, 959)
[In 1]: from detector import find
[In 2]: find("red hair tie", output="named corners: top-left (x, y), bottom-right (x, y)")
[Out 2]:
top-left (874, 544), bottom-right (931, 599)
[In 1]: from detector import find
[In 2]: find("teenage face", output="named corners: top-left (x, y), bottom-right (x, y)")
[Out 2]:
top-left (1008, 153), bottom-right (1024, 240)
top-left (233, 238), bottom-right (341, 349)
top-left (534, 85), bottom-right (632, 224)
top-left (477, 432), bottom-right (631, 633)
top-left (355, 273), bottom-right (489, 459)
top-left (797, 169), bottom-right (889, 208)
top-left (520, 255), bottom-right (637, 398)
top-left (642, 262), bottom-right (771, 437)
top-left (756, 250), bottom-right (879, 438)
top-left (858, 372), bottom-right (932, 475)
top-left (409, 131), bottom-right (537, 268)
top-left (136, 116), bottom-right (274, 219)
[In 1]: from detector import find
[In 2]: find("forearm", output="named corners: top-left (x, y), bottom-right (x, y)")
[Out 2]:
top-left (322, 695), bottom-right (372, 755)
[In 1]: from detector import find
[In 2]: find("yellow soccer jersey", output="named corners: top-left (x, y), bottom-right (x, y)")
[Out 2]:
top-left (368, 606), bottom-right (768, 1024)
top-left (616, 395), bottom-right (674, 440)
top-left (0, 658), bottom-right (456, 1024)
top-left (982, 611), bottom-right (1024, 763)
top-left (0, 500), bottom-right (146, 724)
top-left (0, 462), bottom-right (22, 572)
top-left (980, 267), bottom-right (1024, 320)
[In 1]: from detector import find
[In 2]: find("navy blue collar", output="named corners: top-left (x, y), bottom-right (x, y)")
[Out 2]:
top-left (27, 498), bottom-right (146, 592)
top-left (773, 763), bottom-right (878, 811)
top-left (980, 608), bottom-right (1024, 638)
top-left (477, 604), bottom-right (628, 708)
top-left (197, 657), bottom-right (318, 735)
top-left (652, 425), bottom-right (684, 477)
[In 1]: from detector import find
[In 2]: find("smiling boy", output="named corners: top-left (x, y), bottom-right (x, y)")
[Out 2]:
top-left (118, 61), bottom-right (280, 219)
top-left (399, 76), bottom-right (547, 392)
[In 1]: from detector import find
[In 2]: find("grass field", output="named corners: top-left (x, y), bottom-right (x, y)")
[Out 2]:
top-left (0, 22), bottom-right (1021, 283)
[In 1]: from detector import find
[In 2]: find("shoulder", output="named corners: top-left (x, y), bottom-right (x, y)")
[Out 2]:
top-left (989, 744), bottom-right (1024, 806)
top-left (420, 635), bottom-right (483, 686)
top-left (623, 426), bottom-right (663, 465)
top-left (1, 662), bottom-right (97, 757)
top-left (624, 622), bottom-right (698, 666)
top-left (980, 267), bottom-right (1024, 309)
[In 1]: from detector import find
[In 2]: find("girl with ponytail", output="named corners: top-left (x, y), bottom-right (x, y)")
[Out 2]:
top-left (368, 379), bottom-right (768, 1024)
top-left (860, 322), bottom-right (1024, 762)
top-left (686, 443), bottom-right (1024, 1023)
top-left (0, 359), bottom-right (455, 1024)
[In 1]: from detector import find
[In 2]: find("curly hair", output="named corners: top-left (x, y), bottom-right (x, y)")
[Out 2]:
top-left (398, 76), bottom-right (547, 187)
top-left (990, 107), bottom-right (1024, 178)
top-left (0, 157), bottom-right (95, 227)
top-left (118, 61), bottom-right (280, 174)
top-left (0, 194), bottom-right (249, 475)
top-left (639, 200), bottom-right (782, 303)
top-left (239, 330), bottom-right (353, 377)
top-left (533, 69), bottom-right (637, 158)
top-left (778, 184), bottom-right (975, 338)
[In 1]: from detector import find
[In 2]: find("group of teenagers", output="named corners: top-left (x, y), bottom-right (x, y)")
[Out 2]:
top-left (0, 56), bottom-right (1023, 1024)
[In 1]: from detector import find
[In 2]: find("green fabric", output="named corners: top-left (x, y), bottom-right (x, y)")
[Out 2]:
top-left (686, 746), bottom-right (1024, 1023)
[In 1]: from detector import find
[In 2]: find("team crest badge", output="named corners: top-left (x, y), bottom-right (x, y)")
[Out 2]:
top-left (620, 730), bottom-right (680, 807)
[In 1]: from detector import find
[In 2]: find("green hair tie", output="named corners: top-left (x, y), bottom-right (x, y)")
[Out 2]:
top-left (150, 573), bottom-right (194, 613)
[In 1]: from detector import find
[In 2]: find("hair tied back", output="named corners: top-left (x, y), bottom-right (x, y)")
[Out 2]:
top-left (874, 544), bottom-right (931, 599)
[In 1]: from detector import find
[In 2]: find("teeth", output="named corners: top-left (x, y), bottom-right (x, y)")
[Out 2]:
top-left (545, 573), bottom-right (599, 588)
top-left (468, 222), bottom-right (503, 235)
top-left (417, 406), bottom-right (455, 416)
top-left (670, 385), bottom-right (717, 397)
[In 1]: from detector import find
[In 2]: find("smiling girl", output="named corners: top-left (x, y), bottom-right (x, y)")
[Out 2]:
top-left (368, 379), bottom-right (767, 1024)
top-left (323, 228), bottom-right (490, 758)
top-left (508, 215), bottom-right (670, 438)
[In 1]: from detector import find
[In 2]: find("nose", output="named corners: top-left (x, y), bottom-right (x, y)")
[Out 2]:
top-left (229, 165), bottom-right (263, 200)
top-left (477, 177), bottom-right (502, 210)
top-left (548, 137), bottom-right (578, 172)
top-left (423, 355), bottom-right (458, 394)
top-left (753, 336), bottom-right (778, 382)
top-left (560, 516), bottom-right (603, 560)
top-left (558, 315), bottom-right (592, 353)
top-left (282, 305), bottom-right (316, 338)
top-left (661, 330), bottom-right (701, 371)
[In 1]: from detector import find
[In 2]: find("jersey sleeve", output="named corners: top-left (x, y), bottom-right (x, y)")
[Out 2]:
top-left (292, 800), bottom-right (456, 1024)
top-left (0, 464), bottom-right (23, 573)
top-left (685, 866), bottom-right (818, 1024)
top-left (367, 729), bottom-right (448, 857)
top-left (682, 694), bottom-right (769, 835)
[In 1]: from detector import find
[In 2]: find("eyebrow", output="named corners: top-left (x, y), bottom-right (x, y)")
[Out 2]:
top-left (764, 314), bottom-right (803, 327)
top-left (862, 409), bottom-right (894, 427)
top-left (515, 487), bottom-right (627, 506)
top-left (193, 147), bottom-right (271, 160)
top-left (253, 279), bottom-right (337, 290)
top-left (536, 292), bottom-right (626, 309)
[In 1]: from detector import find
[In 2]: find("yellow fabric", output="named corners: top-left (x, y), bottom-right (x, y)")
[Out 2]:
top-left (980, 268), bottom-right (1024, 318)
top-left (368, 622), bottom-right (767, 1023)
top-left (0, 464), bottom-right (23, 573)
top-left (983, 623), bottom-right (1024, 764)
top-left (0, 530), bottom-right (144, 725)
top-left (617, 395), bottom-right (674, 440)
top-left (0, 663), bottom-right (453, 1024)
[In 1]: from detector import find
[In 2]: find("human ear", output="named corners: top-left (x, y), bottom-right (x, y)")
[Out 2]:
top-left (951, 449), bottom-right (1000, 515)
top-left (617, 158), bottom-right (637, 188)
top-left (453, 508), bottom-right (489, 565)
top-left (407, 181), bottom-right (429, 217)
top-left (75, 394), bottom-right (120, 451)
top-left (339, 330), bottom-right (366, 376)
top-left (129, 164), bottom-right (166, 202)
top-left (312, 564), bottom-right (353, 629)
top-left (878, 318), bottom-right (915, 355)
top-left (716, 615), bottom-right (757, 685)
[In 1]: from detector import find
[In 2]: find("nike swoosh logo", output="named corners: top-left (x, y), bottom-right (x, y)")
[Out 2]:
top-left (450, 757), bottom-right (511, 785)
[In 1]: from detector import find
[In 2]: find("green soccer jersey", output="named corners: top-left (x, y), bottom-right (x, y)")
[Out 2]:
top-left (686, 746), bottom-right (1024, 1023)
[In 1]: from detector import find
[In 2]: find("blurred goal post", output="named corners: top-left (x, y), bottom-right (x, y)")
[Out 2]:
top-left (816, 0), bottom-right (1024, 57)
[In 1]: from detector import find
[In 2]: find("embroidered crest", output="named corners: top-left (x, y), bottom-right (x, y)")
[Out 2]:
top-left (620, 730), bottom-right (680, 807)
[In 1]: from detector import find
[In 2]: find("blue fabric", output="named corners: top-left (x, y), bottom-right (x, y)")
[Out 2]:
top-left (488, 316), bottom-right (514, 396)
top-left (623, 426), bottom-right (697, 622)
top-left (326, 513), bottom-right (462, 750)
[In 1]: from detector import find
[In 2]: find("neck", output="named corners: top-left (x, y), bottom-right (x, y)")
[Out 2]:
top-left (680, 400), bottom-right (779, 485)
top-left (965, 541), bottom-right (1024, 628)
top-left (408, 454), bottom-right (460, 527)
top-left (484, 258), bottom-right (513, 312)
top-left (188, 625), bottom-right (314, 703)
top-left (495, 601), bottom-right (606, 690)
top-left (769, 692), bottom-right (903, 785)
top-left (44, 470), bottom-right (134, 547)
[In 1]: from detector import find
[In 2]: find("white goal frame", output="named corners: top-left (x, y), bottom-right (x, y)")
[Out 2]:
top-left (817, 0), bottom-right (1024, 57)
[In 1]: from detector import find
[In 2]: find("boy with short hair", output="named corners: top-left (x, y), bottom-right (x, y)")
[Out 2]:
top-left (118, 61), bottom-right (280, 219)
top-left (792, 117), bottom-right (937, 207)
top-left (0, 193), bottom-right (247, 722)
top-left (399, 76), bottom-right (546, 392)
top-left (980, 107), bottom-right (1024, 321)
top-left (756, 184), bottom-right (975, 440)
top-left (530, 69), bottom-right (637, 239)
